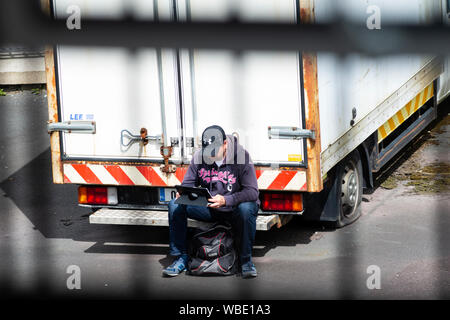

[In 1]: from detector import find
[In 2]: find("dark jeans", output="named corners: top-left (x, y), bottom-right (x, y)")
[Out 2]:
top-left (168, 199), bottom-right (259, 266)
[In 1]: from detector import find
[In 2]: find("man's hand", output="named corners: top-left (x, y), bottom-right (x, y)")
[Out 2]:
top-left (175, 192), bottom-right (180, 199)
top-left (208, 194), bottom-right (226, 208)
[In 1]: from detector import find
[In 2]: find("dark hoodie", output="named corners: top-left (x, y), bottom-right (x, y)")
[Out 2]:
top-left (181, 134), bottom-right (260, 212)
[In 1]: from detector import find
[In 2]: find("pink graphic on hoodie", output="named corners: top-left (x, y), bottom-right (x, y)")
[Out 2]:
top-left (198, 168), bottom-right (237, 185)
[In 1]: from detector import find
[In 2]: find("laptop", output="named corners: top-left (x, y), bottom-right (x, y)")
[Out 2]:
top-left (174, 185), bottom-right (214, 207)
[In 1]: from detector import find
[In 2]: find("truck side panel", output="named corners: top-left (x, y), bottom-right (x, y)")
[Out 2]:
top-left (314, 0), bottom-right (446, 176)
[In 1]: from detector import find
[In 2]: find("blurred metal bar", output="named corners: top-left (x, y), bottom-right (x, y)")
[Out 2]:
top-left (0, 47), bottom-right (44, 59)
top-left (0, 0), bottom-right (449, 55)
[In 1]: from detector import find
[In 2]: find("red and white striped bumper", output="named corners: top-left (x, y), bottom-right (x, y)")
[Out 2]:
top-left (63, 163), bottom-right (307, 191)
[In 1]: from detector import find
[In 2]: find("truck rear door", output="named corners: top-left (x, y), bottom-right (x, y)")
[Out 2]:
top-left (177, 0), bottom-right (307, 166)
top-left (52, 1), bottom-right (183, 163)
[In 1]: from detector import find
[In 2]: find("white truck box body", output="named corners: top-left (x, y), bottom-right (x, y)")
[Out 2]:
top-left (50, 0), bottom-right (450, 184)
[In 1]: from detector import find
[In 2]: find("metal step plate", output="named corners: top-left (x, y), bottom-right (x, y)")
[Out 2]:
top-left (89, 208), bottom-right (280, 231)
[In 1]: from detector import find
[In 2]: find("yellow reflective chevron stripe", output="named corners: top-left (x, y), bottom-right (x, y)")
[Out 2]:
top-left (378, 82), bottom-right (434, 143)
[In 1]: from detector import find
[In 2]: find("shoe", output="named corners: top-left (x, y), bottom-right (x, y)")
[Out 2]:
top-left (241, 262), bottom-right (257, 279)
top-left (162, 254), bottom-right (189, 277)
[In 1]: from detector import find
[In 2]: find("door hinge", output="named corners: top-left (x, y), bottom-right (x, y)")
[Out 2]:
top-left (170, 137), bottom-right (179, 147)
top-left (268, 126), bottom-right (315, 140)
top-left (186, 137), bottom-right (194, 148)
top-left (47, 121), bottom-right (96, 134)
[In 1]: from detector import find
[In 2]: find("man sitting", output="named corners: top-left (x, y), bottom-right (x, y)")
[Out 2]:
top-left (163, 125), bottom-right (260, 278)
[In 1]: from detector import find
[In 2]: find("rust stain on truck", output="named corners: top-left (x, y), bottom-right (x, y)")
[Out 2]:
top-left (43, 1), bottom-right (64, 184)
top-left (45, 46), bottom-right (64, 184)
top-left (300, 0), bottom-right (323, 192)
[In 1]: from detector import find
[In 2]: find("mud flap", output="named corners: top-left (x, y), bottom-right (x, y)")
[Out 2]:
top-left (302, 166), bottom-right (340, 222)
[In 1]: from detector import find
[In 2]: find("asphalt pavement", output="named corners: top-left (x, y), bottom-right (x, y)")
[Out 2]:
top-left (0, 88), bottom-right (449, 299)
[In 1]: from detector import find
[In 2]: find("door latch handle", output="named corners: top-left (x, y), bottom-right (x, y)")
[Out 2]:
top-left (120, 129), bottom-right (162, 148)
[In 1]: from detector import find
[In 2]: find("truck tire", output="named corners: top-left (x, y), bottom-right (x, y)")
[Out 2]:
top-left (335, 150), bottom-right (363, 228)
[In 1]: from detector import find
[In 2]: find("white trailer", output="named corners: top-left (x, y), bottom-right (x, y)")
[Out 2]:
top-left (46, 0), bottom-right (450, 230)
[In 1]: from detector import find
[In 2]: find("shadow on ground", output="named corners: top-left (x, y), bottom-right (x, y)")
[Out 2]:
top-left (0, 147), bottom-right (329, 258)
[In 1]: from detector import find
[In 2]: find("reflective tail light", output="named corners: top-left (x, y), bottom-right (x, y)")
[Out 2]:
top-left (261, 192), bottom-right (303, 212)
top-left (78, 186), bottom-right (118, 205)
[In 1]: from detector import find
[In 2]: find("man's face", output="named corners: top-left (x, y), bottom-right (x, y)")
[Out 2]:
top-left (207, 140), bottom-right (227, 162)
